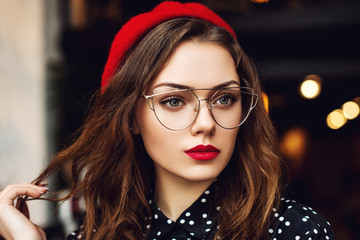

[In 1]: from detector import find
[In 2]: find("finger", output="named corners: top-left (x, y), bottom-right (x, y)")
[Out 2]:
top-left (35, 225), bottom-right (47, 240)
top-left (0, 184), bottom-right (48, 203)
top-left (15, 197), bottom-right (30, 219)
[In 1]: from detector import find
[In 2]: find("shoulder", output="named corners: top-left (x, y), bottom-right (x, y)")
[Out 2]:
top-left (269, 199), bottom-right (335, 240)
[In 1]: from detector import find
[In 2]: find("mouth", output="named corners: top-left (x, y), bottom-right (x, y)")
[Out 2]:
top-left (184, 145), bottom-right (220, 161)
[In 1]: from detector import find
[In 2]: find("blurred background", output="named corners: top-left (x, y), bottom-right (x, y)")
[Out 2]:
top-left (0, 0), bottom-right (359, 239)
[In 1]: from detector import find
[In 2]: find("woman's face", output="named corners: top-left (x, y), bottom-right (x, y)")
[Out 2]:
top-left (135, 41), bottom-right (240, 183)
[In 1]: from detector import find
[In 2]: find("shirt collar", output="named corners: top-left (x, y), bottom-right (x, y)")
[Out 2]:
top-left (146, 182), bottom-right (220, 239)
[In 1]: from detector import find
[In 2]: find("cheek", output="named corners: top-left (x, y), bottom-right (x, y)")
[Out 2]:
top-left (135, 101), bottom-right (177, 160)
top-left (222, 130), bottom-right (239, 159)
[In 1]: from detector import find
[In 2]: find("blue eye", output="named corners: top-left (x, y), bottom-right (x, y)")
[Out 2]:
top-left (160, 97), bottom-right (184, 108)
top-left (169, 98), bottom-right (180, 107)
top-left (218, 96), bottom-right (230, 105)
top-left (215, 95), bottom-right (232, 105)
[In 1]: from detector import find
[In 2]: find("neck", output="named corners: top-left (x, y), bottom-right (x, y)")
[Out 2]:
top-left (154, 166), bottom-right (214, 221)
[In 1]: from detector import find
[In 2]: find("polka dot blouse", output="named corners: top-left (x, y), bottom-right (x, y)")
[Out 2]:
top-left (67, 185), bottom-right (335, 240)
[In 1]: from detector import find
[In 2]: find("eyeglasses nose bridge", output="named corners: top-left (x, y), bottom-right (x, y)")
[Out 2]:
top-left (194, 98), bottom-right (212, 114)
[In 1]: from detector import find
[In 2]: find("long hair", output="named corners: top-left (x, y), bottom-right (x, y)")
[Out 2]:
top-left (33, 18), bottom-right (286, 240)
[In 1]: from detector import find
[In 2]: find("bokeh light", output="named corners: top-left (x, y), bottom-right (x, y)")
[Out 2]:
top-left (280, 127), bottom-right (307, 162)
top-left (326, 109), bottom-right (347, 130)
top-left (251, 0), bottom-right (269, 3)
top-left (300, 79), bottom-right (321, 99)
top-left (342, 101), bottom-right (360, 120)
top-left (262, 92), bottom-right (269, 113)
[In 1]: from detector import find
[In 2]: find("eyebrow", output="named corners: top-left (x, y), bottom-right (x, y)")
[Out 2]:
top-left (152, 80), bottom-right (240, 90)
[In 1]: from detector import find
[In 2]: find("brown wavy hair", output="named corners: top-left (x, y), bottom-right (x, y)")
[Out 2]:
top-left (33, 18), bottom-right (286, 240)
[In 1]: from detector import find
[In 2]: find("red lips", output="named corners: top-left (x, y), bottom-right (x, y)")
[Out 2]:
top-left (185, 145), bottom-right (220, 161)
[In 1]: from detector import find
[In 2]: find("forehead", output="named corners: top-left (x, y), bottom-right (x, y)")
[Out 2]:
top-left (150, 41), bottom-right (239, 90)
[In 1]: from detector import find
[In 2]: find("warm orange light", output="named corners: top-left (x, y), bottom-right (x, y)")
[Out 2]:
top-left (326, 109), bottom-right (347, 130)
top-left (342, 101), bottom-right (360, 120)
top-left (251, 0), bottom-right (269, 3)
top-left (280, 127), bottom-right (307, 161)
top-left (299, 74), bottom-right (322, 99)
top-left (262, 92), bottom-right (269, 113)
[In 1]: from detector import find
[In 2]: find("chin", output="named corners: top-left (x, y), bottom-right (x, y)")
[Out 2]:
top-left (179, 171), bottom-right (220, 183)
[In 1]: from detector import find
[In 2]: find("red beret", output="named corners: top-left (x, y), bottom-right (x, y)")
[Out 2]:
top-left (101, 1), bottom-right (236, 92)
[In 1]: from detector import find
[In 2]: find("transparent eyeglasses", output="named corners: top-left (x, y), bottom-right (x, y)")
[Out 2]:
top-left (143, 85), bottom-right (258, 131)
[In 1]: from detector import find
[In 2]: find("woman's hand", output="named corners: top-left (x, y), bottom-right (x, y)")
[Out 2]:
top-left (0, 183), bottom-right (48, 240)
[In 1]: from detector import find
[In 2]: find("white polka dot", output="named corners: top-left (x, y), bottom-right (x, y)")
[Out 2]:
top-left (185, 212), bottom-right (191, 217)
top-left (71, 232), bottom-right (76, 235)
top-left (201, 198), bottom-right (206, 203)
top-left (325, 236), bottom-right (329, 240)
top-left (154, 214), bottom-right (158, 219)
top-left (303, 207), bottom-right (308, 211)
top-left (189, 220), bottom-right (194, 225)
top-left (286, 199), bottom-right (290, 203)
top-left (180, 219), bottom-right (185, 224)
top-left (287, 205), bottom-right (293, 209)
top-left (281, 197), bottom-right (285, 201)
top-left (278, 228), bottom-right (282, 234)
top-left (157, 231), bottom-right (161, 236)
top-left (324, 228), bottom-right (327, 233)
top-left (216, 206), bottom-right (221, 211)
top-left (314, 229), bottom-right (318, 234)
top-left (279, 216), bottom-right (284, 221)
top-left (302, 218), bottom-right (308, 222)
top-left (167, 219), bottom-right (172, 224)
top-left (206, 220), bottom-right (212, 225)
top-left (149, 199), bottom-right (152, 204)
top-left (272, 208), bottom-right (277, 212)
top-left (205, 190), bottom-right (210, 194)
top-left (305, 231), bottom-right (310, 235)
top-left (285, 221), bottom-right (290, 226)
top-left (308, 238), bottom-right (312, 240)
top-left (190, 233), bottom-right (194, 236)
top-left (202, 213), bottom-right (208, 218)
top-left (205, 228), bottom-right (211, 232)
top-left (269, 229), bottom-right (274, 233)
top-left (146, 224), bottom-right (150, 229)
top-left (295, 236), bottom-right (300, 240)
top-left (312, 211), bottom-right (317, 215)
top-left (274, 213), bottom-right (279, 217)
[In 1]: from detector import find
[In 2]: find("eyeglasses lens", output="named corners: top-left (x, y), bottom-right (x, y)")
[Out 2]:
top-left (150, 88), bottom-right (256, 130)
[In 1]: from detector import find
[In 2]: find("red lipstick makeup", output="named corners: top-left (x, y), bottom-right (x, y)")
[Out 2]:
top-left (185, 145), bottom-right (220, 161)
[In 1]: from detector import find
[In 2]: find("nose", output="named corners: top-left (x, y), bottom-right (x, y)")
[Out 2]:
top-left (190, 100), bottom-right (216, 136)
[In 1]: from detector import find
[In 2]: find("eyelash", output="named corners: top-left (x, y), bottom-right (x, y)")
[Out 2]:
top-left (160, 96), bottom-right (185, 108)
top-left (213, 94), bottom-right (236, 106)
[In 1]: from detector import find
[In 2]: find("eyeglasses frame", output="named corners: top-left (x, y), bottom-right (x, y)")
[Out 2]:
top-left (143, 86), bottom-right (259, 131)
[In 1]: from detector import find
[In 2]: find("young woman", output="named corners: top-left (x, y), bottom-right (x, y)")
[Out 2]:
top-left (0, 2), bottom-right (335, 240)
